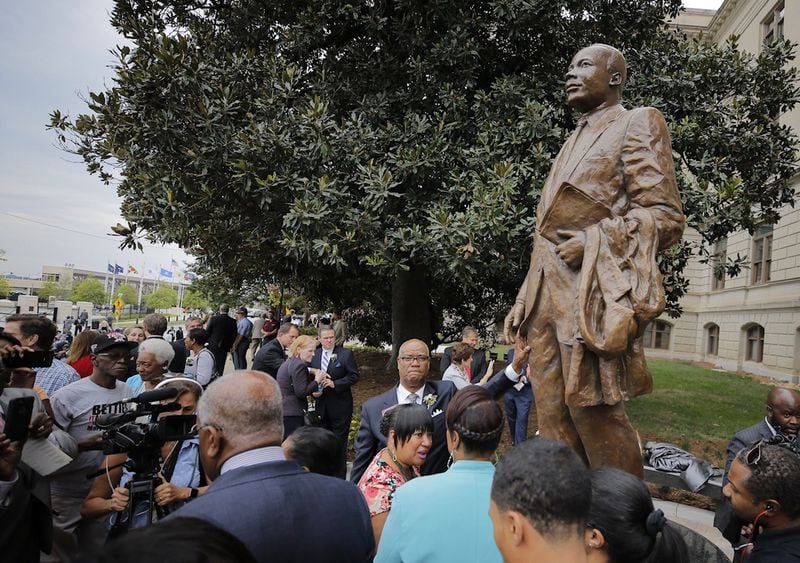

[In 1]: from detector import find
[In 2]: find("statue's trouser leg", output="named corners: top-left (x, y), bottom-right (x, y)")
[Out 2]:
top-left (529, 320), bottom-right (589, 464)
top-left (569, 402), bottom-right (643, 478)
top-left (529, 312), bottom-right (643, 477)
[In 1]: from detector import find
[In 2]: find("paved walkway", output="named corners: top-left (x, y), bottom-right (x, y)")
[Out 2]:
top-left (655, 499), bottom-right (733, 560)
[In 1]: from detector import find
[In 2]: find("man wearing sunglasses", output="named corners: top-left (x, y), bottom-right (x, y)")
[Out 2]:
top-left (46, 335), bottom-right (136, 561)
top-left (722, 441), bottom-right (800, 562)
top-left (715, 387), bottom-right (800, 548)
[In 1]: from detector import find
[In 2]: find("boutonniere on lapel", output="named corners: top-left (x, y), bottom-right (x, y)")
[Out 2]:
top-left (330, 353), bottom-right (338, 367)
top-left (422, 394), bottom-right (438, 409)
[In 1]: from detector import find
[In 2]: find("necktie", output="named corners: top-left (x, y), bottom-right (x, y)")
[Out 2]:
top-left (406, 393), bottom-right (419, 405)
top-left (321, 350), bottom-right (330, 372)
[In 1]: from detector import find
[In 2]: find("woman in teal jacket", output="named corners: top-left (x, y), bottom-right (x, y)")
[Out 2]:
top-left (375, 386), bottom-right (504, 563)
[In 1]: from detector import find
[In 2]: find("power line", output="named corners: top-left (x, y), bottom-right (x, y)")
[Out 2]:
top-left (2, 211), bottom-right (111, 241)
top-left (1, 211), bottom-right (179, 251)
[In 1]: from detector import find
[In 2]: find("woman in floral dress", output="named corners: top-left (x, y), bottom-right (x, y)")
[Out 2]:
top-left (357, 403), bottom-right (433, 545)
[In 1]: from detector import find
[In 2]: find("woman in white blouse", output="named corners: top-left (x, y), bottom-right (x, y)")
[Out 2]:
top-left (183, 328), bottom-right (216, 387)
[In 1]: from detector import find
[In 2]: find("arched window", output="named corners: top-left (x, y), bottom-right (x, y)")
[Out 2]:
top-left (706, 324), bottom-right (720, 356)
top-left (643, 321), bottom-right (672, 350)
top-left (745, 324), bottom-right (765, 363)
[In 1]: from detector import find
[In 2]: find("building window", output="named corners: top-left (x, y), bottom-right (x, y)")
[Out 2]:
top-left (643, 320), bottom-right (672, 350)
top-left (751, 225), bottom-right (773, 285)
top-left (711, 238), bottom-right (727, 290)
top-left (763, 2), bottom-right (785, 45)
top-left (745, 324), bottom-right (765, 362)
top-left (706, 324), bottom-right (719, 356)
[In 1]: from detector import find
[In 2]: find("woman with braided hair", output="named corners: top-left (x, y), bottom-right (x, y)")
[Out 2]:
top-left (375, 386), bottom-right (505, 562)
top-left (585, 468), bottom-right (689, 563)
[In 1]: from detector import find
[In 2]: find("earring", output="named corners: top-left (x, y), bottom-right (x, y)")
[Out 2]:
top-left (446, 453), bottom-right (453, 469)
top-left (389, 447), bottom-right (399, 464)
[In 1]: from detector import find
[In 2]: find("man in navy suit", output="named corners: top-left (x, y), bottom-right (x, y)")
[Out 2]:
top-left (252, 323), bottom-right (299, 377)
top-left (310, 326), bottom-right (359, 478)
top-left (714, 387), bottom-right (800, 546)
top-left (350, 338), bottom-right (531, 484)
top-left (170, 371), bottom-right (374, 563)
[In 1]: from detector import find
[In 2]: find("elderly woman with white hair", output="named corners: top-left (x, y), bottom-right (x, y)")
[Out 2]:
top-left (126, 338), bottom-right (175, 395)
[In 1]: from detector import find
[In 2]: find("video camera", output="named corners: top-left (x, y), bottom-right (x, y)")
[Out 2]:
top-left (95, 387), bottom-right (196, 457)
top-left (91, 387), bottom-right (198, 533)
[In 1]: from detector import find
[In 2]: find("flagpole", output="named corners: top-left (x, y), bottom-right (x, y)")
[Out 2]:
top-left (104, 260), bottom-right (109, 297)
top-left (137, 262), bottom-right (145, 310)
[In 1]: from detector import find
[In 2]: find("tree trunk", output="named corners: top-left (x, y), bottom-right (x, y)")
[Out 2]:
top-left (390, 265), bottom-right (433, 368)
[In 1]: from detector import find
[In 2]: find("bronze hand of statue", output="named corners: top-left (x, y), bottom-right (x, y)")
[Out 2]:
top-left (503, 303), bottom-right (525, 344)
top-left (555, 229), bottom-right (586, 268)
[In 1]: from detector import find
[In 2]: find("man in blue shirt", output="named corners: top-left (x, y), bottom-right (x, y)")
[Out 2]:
top-left (231, 307), bottom-right (253, 370)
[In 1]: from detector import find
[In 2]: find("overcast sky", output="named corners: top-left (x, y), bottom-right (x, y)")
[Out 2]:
top-left (0, 0), bottom-right (722, 279)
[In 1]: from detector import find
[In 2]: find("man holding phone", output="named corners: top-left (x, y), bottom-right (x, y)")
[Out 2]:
top-left (0, 335), bottom-right (57, 562)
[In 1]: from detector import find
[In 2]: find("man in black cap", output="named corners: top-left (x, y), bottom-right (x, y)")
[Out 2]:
top-left (47, 335), bottom-right (136, 560)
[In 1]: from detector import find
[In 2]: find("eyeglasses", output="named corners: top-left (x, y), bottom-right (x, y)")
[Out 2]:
top-left (744, 439), bottom-right (765, 466)
top-left (399, 355), bottom-right (430, 364)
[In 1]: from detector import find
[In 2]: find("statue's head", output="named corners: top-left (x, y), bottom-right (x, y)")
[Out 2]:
top-left (565, 44), bottom-right (626, 113)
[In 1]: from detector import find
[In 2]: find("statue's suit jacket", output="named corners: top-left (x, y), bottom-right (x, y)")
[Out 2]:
top-left (519, 104), bottom-right (684, 407)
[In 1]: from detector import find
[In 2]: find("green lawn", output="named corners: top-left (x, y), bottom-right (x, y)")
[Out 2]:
top-left (436, 344), bottom-right (773, 466)
top-left (626, 360), bottom-right (771, 466)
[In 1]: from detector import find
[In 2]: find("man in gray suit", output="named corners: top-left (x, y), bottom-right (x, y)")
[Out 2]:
top-left (170, 371), bottom-right (373, 562)
top-left (714, 387), bottom-right (800, 545)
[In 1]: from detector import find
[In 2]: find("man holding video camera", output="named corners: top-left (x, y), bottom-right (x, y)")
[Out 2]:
top-left (47, 335), bottom-right (136, 561)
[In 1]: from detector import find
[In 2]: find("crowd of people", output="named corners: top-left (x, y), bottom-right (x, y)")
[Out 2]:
top-left (0, 310), bottom-right (799, 562)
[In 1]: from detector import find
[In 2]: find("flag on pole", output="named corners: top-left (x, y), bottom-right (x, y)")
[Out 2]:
top-left (114, 264), bottom-right (124, 274)
top-left (107, 263), bottom-right (114, 274)
top-left (128, 264), bottom-right (139, 274)
top-left (160, 267), bottom-right (173, 278)
top-left (170, 258), bottom-right (179, 269)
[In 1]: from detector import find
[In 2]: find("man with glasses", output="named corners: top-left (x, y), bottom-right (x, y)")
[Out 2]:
top-left (716, 387), bottom-right (800, 548)
top-left (46, 335), bottom-right (136, 561)
top-left (350, 338), bottom-right (530, 484)
top-left (3, 313), bottom-right (79, 397)
top-left (722, 440), bottom-right (800, 562)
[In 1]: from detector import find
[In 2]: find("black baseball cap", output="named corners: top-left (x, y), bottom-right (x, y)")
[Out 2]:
top-left (90, 335), bottom-right (138, 355)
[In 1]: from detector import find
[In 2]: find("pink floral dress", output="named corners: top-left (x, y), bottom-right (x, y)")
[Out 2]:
top-left (357, 449), bottom-right (420, 516)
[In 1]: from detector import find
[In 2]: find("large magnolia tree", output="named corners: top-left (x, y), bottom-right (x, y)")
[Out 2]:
top-left (50, 0), bottom-right (799, 351)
